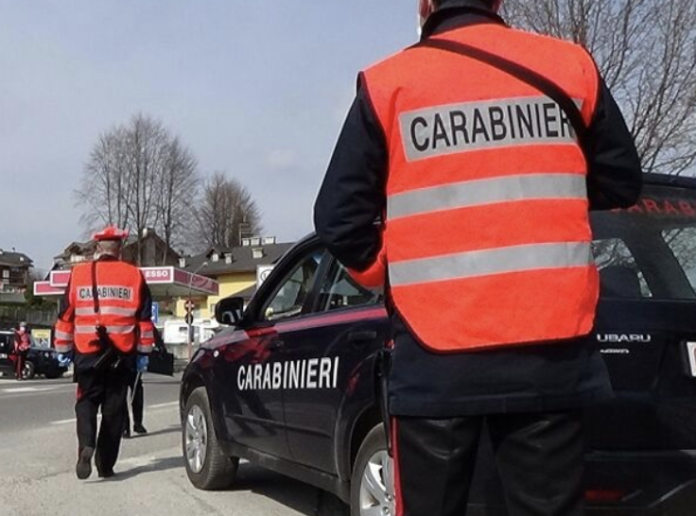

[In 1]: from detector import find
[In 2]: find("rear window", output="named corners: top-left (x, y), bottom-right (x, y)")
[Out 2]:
top-left (591, 184), bottom-right (696, 301)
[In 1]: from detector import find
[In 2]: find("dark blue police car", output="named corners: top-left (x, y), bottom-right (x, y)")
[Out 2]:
top-left (180, 173), bottom-right (696, 515)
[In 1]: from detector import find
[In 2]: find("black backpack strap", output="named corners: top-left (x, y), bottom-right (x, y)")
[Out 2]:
top-left (91, 259), bottom-right (100, 314)
top-left (415, 38), bottom-right (588, 145)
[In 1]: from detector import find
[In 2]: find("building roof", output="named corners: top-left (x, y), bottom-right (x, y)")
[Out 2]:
top-left (182, 241), bottom-right (294, 276)
top-left (0, 249), bottom-right (33, 268)
top-left (53, 229), bottom-right (180, 264)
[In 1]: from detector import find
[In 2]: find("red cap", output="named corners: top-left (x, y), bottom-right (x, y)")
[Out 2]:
top-left (93, 225), bottom-right (129, 242)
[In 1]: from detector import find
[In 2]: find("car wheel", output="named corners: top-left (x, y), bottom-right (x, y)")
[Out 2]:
top-left (183, 387), bottom-right (239, 490)
top-left (44, 368), bottom-right (64, 379)
top-left (21, 361), bottom-right (36, 380)
top-left (351, 424), bottom-right (395, 516)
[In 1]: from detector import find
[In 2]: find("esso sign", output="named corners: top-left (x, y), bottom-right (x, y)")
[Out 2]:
top-left (142, 268), bottom-right (172, 282)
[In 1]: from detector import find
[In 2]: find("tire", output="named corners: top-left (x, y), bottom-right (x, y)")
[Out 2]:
top-left (182, 387), bottom-right (239, 490)
top-left (44, 368), bottom-right (65, 379)
top-left (21, 361), bottom-right (36, 380)
top-left (350, 425), bottom-right (395, 516)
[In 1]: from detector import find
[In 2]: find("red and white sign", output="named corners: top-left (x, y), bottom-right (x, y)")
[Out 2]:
top-left (36, 266), bottom-right (219, 298)
top-left (50, 270), bottom-right (71, 288)
top-left (174, 268), bottom-right (218, 295)
top-left (141, 267), bottom-right (174, 283)
top-left (33, 281), bottom-right (66, 296)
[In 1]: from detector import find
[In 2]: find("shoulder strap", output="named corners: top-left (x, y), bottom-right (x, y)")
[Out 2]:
top-left (91, 260), bottom-right (100, 314)
top-left (415, 38), bottom-right (588, 145)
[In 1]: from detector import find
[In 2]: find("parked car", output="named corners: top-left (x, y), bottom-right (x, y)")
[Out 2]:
top-left (0, 330), bottom-right (68, 380)
top-left (180, 173), bottom-right (696, 515)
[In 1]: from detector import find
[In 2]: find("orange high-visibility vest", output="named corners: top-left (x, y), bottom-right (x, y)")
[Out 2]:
top-left (54, 261), bottom-right (154, 355)
top-left (360, 24), bottom-right (600, 352)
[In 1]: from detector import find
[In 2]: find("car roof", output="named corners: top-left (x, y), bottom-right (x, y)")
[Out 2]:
top-left (644, 173), bottom-right (696, 189)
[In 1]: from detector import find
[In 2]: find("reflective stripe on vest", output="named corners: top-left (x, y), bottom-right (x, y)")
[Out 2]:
top-left (388, 173), bottom-right (586, 220)
top-left (137, 344), bottom-right (152, 354)
top-left (54, 329), bottom-right (74, 341)
top-left (75, 325), bottom-right (135, 335)
top-left (75, 306), bottom-right (137, 317)
top-left (390, 242), bottom-right (592, 286)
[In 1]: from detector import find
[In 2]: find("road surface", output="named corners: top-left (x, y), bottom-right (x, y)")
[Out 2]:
top-left (0, 373), bottom-right (348, 516)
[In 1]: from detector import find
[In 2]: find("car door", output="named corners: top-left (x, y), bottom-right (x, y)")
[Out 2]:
top-left (0, 332), bottom-right (13, 372)
top-left (281, 256), bottom-right (387, 473)
top-left (213, 245), bottom-right (327, 460)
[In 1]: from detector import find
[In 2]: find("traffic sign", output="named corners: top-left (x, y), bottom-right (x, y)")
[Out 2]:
top-left (185, 300), bottom-right (195, 312)
top-left (185, 313), bottom-right (194, 325)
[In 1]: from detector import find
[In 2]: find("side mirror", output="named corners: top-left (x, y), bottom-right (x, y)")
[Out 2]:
top-left (215, 296), bottom-right (245, 326)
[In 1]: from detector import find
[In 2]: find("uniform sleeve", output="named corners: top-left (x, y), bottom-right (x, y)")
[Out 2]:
top-left (314, 74), bottom-right (389, 275)
top-left (135, 273), bottom-right (155, 354)
top-left (585, 76), bottom-right (643, 210)
top-left (54, 279), bottom-right (75, 354)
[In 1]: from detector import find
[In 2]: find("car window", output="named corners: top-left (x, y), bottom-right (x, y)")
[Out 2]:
top-left (0, 333), bottom-right (12, 354)
top-left (663, 227), bottom-right (696, 291)
top-left (316, 261), bottom-right (382, 312)
top-left (261, 249), bottom-right (324, 321)
top-left (591, 184), bottom-right (696, 300)
top-left (592, 238), bottom-right (653, 298)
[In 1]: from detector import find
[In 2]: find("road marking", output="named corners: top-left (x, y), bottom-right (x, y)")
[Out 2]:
top-left (50, 402), bottom-right (176, 425)
top-left (51, 417), bottom-right (78, 425)
top-left (2, 386), bottom-right (59, 394)
top-left (149, 401), bottom-right (179, 409)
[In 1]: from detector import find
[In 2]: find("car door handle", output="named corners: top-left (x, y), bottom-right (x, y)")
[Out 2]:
top-left (348, 331), bottom-right (378, 343)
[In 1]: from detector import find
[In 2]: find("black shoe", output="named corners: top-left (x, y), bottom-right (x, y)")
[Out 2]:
top-left (97, 468), bottom-right (115, 479)
top-left (75, 446), bottom-right (94, 480)
top-left (122, 427), bottom-right (131, 439)
top-left (133, 424), bottom-right (148, 435)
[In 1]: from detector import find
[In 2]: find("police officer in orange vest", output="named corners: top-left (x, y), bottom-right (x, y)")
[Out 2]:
top-left (54, 226), bottom-right (155, 480)
top-left (314, 1), bottom-right (642, 515)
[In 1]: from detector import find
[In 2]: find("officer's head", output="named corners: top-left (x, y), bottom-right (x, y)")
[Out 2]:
top-left (419, 0), bottom-right (502, 27)
top-left (93, 225), bottom-right (128, 259)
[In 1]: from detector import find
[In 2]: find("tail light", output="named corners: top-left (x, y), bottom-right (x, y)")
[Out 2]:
top-left (584, 489), bottom-right (627, 503)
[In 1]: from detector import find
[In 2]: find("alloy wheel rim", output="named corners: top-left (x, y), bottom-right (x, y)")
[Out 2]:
top-left (359, 450), bottom-right (395, 516)
top-left (185, 405), bottom-right (208, 473)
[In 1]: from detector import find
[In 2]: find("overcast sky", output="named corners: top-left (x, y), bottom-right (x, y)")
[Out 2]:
top-left (0, 1), bottom-right (415, 271)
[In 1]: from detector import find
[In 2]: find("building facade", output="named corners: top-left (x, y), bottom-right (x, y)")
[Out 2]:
top-left (178, 237), bottom-right (294, 320)
top-left (0, 249), bottom-right (33, 303)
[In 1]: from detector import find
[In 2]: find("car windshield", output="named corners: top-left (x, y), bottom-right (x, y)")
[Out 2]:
top-left (591, 184), bottom-right (696, 300)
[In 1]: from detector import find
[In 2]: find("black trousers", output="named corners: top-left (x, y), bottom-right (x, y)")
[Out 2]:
top-left (124, 369), bottom-right (144, 430)
top-left (75, 366), bottom-right (130, 473)
top-left (394, 411), bottom-right (584, 516)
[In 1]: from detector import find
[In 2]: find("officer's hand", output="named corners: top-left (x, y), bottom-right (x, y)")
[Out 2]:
top-left (57, 354), bottom-right (72, 367)
top-left (136, 355), bottom-right (149, 373)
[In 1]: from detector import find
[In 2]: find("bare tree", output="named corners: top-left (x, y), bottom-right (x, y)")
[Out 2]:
top-left (502, 0), bottom-right (696, 175)
top-left (76, 114), bottom-right (200, 264)
top-left (152, 136), bottom-right (199, 263)
top-left (190, 172), bottom-right (262, 250)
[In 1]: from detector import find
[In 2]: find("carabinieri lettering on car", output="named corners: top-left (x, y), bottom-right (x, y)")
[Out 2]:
top-left (237, 357), bottom-right (340, 391)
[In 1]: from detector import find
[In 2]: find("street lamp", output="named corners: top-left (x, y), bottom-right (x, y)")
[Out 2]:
top-left (187, 261), bottom-right (208, 361)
